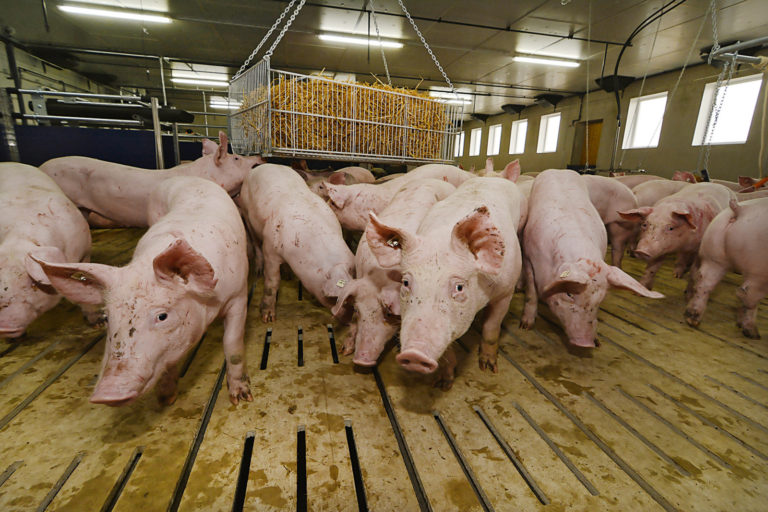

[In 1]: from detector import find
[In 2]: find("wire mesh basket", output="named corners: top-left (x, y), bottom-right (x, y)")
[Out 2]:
top-left (228, 57), bottom-right (463, 164)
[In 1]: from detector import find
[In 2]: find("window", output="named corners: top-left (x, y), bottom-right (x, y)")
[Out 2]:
top-left (622, 91), bottom-right (668, 149)
top-left (509, 119), bottom-right (528, 154)
top-left (469, 127), bottom-right (482, 156)
top-left (537, 112), bottom-right (561, 153)
top-left (454, 131), bottom-right (465, 157)
top-left (692, 73), bottom-right (763, 145)
top-left (486, 124), bottom-right (502, 155)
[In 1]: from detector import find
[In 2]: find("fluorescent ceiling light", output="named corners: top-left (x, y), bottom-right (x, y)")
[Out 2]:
top-left (319, 34), bottom-right (403, 49)
top-left (171, 78), bottom-right (229, 87)
top-left (171, 70), bottom-right (229, 81)
top-left (58, 5), bottom-right (171, 23)
top-left (210, 98), bottom-right (241, 110)
top-left (429, 90), bottom-right (473, 105)
top-left (514, 55), bottom-right (579, 68)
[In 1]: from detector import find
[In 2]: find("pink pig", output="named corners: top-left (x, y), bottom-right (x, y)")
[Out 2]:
top-left (32, 176), bottom-right (252, 406)
top-left (613, 174), bottom-right (665, 189)
top-left (618, 182), bottom-right (734, 289)
top-left (366, 177), bottom-right (525, 389)
top-left (685, 197), bottom-right (768, 338)
top-left (521, 170), bottom-right (662, 347)
top-left (238, 164), bottom-right (355, 322)
top-left (40, 131), bottom-right (263, 227)
top-left (633, 180), bottom-right (690, 207)
top-left (297, 165), bottom-right (376, 199)
top-left (332, 178), bottom-right (456, 366)
top-left (580, 175), bottom-right (638, 268)
top-left (0, 163), bottom-right (91, 338)
top-left (325, 164), bottom-right (475, 231)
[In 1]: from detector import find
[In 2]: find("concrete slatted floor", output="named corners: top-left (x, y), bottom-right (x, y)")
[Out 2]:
top-left (0, 227), bottom-right (766, 511)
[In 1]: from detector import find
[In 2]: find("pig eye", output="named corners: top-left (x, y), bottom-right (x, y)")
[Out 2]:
top-left (641, 222), bottom-right (648, 229)
top-left (667, 225), bottom-right (674, 231)
top-left (456, 284), bottom-right (464, 293)
top-left (157, 312), bottom-right (168, 322)
top-left (566, 292), bottom-right (573, 298)
top-left (402, 278), bottom-right (409, 287)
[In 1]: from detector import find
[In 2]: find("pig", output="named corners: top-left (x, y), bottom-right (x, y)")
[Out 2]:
top-left (325, 164), bottom-right (475, 231)
top-left (331, 179), bottom-right (457, 366)
top-left (613, 174), bottom-right (665, 189)
top-left (0, 163), bottom-right (92, 339)
top-left (366, 177), bottom-right (525, 389)
top-left (580, 175), bottom-right (638, 267)
top-left (40, 131), bottom-right (263, 227)
top-left (633, 180), bottom-right (690, 207)
top-left (685, 198), bottom-right (768, 338)
top-left (738, 176), bottom-right (767, 192)
top-left (31, 176), bottom-right (252, 406)
top-left (521, 170), bottom-right (663, 347)
top-left (238, 164), bottom-right (355, 322)
top-left (483, 158), bottom-right (530, 181)
top-left (672, 171), bottom-right (698, 183)
top-left (618, 182), bottom-right (734, 290)
top-left (297, 165), bottom-right (376, 199)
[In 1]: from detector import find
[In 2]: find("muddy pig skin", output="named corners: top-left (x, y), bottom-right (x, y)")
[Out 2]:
top-left (32, 176), bottom-right (252, 407)
top-left (332, 179), bottom-right (456, 367)
top-left (366, 177), bottom-right (524, 390)
top-left (685, 198), bottom-right (768, 339)
top-left (580, 175), bottom-right (638, 268)
top-left (0, 163), bottom-right (91, 338)
top-left (40, 131), bottom-right (263, 227)
top-left (618, 182), bottom-right (734, 290)
top-left (325, 164), bottom-right (475, 231)
top-left (521, 170), bottom-right (662, 347)
top-left (239, 164), bottom-right (355, 322)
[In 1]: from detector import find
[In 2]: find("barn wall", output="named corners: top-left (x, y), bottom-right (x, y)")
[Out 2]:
top-left (457, 54), bottom-right (768, 181)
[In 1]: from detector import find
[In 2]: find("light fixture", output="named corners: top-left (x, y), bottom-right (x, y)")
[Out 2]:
top-left (171, 78), bottom-right (229, 87)
top-left (209, 96), bottom-right (241, 110)
top-left (429, 89), bottom-right (473, 105)
top-left (513, 55), bottom-right (579, 68)
top-left (58, 5), bottom-right (172, 23)
top-left (172, 70), bottom-right (229, 81)
top-left (319, 34), bottom-right (403, 49)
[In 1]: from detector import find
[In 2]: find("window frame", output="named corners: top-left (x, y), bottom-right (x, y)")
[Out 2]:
top-left (469, 127), bottom-right (482, 156)
top-left (486, 124), bottom-right (502, 156)
top-left (509, 119), bottom-right (528, 154)
top-left (622, 91), bottom-right (669, 149)
top-left (692, 73), bottom-right (764, 146)
top-left (454, 131), bottom-right (465, 157)
top-left (536, 112), bottom-right (562, 154)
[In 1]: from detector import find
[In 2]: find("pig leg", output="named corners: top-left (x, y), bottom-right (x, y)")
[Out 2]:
top-left (434, 345), bottom-right (457, 391)
top-left (639, 257), bottom-right (665, 289)
top-left (520, 258), bottom-right (538, 329)
top-left (222, 294), bottom-right (253, 405)
top-left (86, 211), bottom-right (123, 228)
top-left (607, 223), bottom-right (626, 267)
top-left (155, 365), bottom-right (180, 406)
top-left (673, 252), bottom-right (695, 279)
top-left (736, 278), bottom-right (768, 339)
top-left (260, 245), bottom-right (283, 323)
top-left (342, 321), bottom-right (357, 356)
top-left (684, 260), bottom-right (726, 327)
top-left (479, 293), bottom-right (513, 373)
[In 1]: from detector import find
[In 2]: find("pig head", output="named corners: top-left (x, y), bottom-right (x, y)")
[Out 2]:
top-left (195, 131), bottom-right (264, 197)
top-left (0, 247), bottom-right (63, 338)
top-left (32, 239), bottom-right (217, 406)
top-left (540, 258), bottom-right (663, 347)
top-left (618, 203), bottom-right (703, 260)
top-left (366, 206), bottom-right (507, 374)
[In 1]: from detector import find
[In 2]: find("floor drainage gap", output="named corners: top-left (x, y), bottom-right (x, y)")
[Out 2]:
top-left (326, 325), bottom-right (339, 364)
top-left (231, 431), bottom-right (255, 512)
top-left (100, 446), bottom-right (144, 512)
top-left (259, 328), bottom-right (272, 371)
top-left (37, 451), bottom-right (85, 512)
top-left (344, 420), bottom-right (369, 512)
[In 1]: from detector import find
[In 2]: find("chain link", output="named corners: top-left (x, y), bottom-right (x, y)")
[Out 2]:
top-left (265, 0), bottom-right (306, 59)
top-left (369, 0), bottom-right (392, 86)
top-left (707, 0), bottom-right (719, 64)
top-left (396, 0), bottom-right (455, 93)
top-left (701, 57), bottom-right (735, 173)
top-left (231, 0), bottom-right (300, 82)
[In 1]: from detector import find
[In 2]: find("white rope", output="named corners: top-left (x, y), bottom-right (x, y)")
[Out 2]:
top-left (585, 0), bottom-right (591, 168)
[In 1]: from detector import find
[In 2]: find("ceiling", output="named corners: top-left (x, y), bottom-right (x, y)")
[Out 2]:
top-left (2, 0), bottom-right (767, 116)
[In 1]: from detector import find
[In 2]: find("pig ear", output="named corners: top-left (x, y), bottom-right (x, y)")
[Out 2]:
top-left (201, 138), bottom-right (218, 156)
top-left (214, 131), bottom-right (229, 166)
top-left (25, 247), bottom-right (66, 288)
top-left (366, 212), bottom-right (417, 268)
top-left (28, 256), bottom-right (115, 305)
top-left (325, 183), bottom-right (350, 209)
top-left (330, 279), bottom-right (359, 317)
top-left (672, 209), bottom-right (696, 229)
top-left (673, 171), bottom-right (696, 183)
top-left (153, 239), bottom-right (217, 295)
top-left (606, 265), bottom-right (664, 298)
top-left (295, 169), bottom-right (310, 181)
top-left (380, 286), bottom-right (401, 316)
top-left (541, 267), bottom-right (589, 299)
top-left (328, 172), bottom-right (347, 185)
top-left (501, 160), bottom-right (521, 182)
top-left (738, 176), bottom-right (756, 188)
top-left (485, 158), bottom-right (494, 175)
top-left (451, 206), bottom-right (505, 275)
top-left (618, 207), bottom-right (653, 223)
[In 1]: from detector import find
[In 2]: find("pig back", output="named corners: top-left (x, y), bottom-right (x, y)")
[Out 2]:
top-left (581, 174), bottom-right (637, 224)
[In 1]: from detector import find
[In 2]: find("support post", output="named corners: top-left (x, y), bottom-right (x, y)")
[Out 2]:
top-left (151, 97), bottom-right (165, 169)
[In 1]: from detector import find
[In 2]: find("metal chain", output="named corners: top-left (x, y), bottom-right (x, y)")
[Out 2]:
top-left (231, 0), bottom-right (299, 82)
top-left (264, 0), bottom-right (306, 59)
top-left (396, 0), bottom-right (455, 93)
top-left (369, 0), bottom-right (392, 86)
top-left (707, 0), bottom-right (719, 64)
top-left (701, 57), bottom-right (735, 173)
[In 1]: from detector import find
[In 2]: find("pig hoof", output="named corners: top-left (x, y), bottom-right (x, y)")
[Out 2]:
top-left (228, 380), bottom-right (253, 405)
top-left (683, 309), bottom-right (701, 327)
top-left (519, 319), bottom-right (534, 330)
top-left (261, 310), bottom-right (275, 323)
top-left (341, 336), bottom-right (355, 356)
top-left (742, 327), bottom-right (761, 339)
top-left (157, 391), bottom-right (178, 406)
top-left (433, 378), bottom-right (454, 391)
top-left (478, 358), bottom-right (498, 373)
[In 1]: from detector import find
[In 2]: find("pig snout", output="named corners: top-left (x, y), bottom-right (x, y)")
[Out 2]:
top-left (397, 349), bottom-right (439, 374)
top-left (569, 337), bottom-right (597, 348)
top-left (352, 356), bottom-right (377, 367)
top-left (633, 249), bottom-right (652, 260)
top-left (90, 381), bottom-right (140, 407)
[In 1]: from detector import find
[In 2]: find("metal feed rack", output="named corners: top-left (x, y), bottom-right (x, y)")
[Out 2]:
top-left (228, 0), bottom-right (463, 164)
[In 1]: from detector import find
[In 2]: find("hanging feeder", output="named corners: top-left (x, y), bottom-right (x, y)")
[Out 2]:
top-left (228, 0), bottom-right (463, 164)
